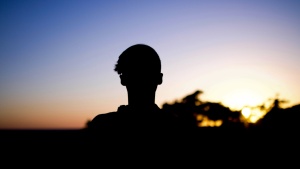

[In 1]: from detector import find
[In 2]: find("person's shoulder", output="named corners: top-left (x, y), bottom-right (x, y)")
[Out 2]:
top-left (87, 111), bottom-right (118, 129)
top-left (93, 112), bottom-right (117, 120)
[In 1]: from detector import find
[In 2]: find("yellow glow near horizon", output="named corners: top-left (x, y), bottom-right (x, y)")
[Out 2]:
top-left (242, 107), bottom-right (251, 118)
top-left (222, 89), bottom-right (264, 111)
top-left (197, 115), bottom-right (223, 127)
top-left (241, 107), bottom-right (265, 123)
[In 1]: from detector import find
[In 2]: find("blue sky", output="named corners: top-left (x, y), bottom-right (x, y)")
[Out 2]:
top-left (1, 0), bottom-right (300, 129)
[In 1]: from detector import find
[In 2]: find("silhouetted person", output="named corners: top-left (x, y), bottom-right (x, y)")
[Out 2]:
top-left (87, 44), bottom-right (178, 131)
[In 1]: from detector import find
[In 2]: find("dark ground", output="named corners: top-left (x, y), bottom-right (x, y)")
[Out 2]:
top-left (0, 127), bottom-right (294, 145)
top-left (0, 128), bottom-right (298, 167)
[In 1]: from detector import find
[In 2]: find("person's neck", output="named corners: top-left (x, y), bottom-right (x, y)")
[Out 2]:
top-left (126, 88), bottom-right (157, 109)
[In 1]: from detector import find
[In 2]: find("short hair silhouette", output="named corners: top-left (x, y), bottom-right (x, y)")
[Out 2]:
top-left (114, 44), bottom-right (161, 75)
top-left (87, 44), bottom-right (178, 130)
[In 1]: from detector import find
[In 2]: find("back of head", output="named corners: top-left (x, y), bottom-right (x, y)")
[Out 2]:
top-left (114, 44), bottom-right (161, 76)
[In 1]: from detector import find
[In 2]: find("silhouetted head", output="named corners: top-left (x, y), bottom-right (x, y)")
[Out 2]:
top-left (115, 44), bottom-right (163, 89)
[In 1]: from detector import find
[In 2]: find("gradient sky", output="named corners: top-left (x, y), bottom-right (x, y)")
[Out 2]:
top-left (1, 0), bottom-right (300, 129)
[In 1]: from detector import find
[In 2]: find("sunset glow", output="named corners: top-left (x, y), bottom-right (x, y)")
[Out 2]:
top-left (241, 106), bottom-right (266, 123)
top-left (222, 89), bottom-right (264, 111)
top-left (242, 107), bottom-right (251, 119)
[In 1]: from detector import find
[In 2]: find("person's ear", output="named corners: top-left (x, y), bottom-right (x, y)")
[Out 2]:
top-left (120, 74), bottom-right (127, 86)
top-left (157, 73), bottom-right (163, 85)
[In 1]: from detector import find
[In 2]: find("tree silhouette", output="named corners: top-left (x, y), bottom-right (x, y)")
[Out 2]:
top-left (162, 90), bottom-right (244, 129)
top-left (254, 94), bottom-right (297, 129)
